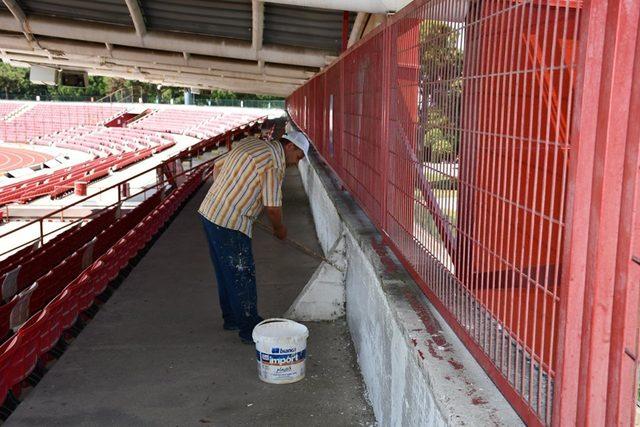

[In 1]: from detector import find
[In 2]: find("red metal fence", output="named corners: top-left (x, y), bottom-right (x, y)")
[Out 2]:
top-left (286, 0), bottom-right (640, 425)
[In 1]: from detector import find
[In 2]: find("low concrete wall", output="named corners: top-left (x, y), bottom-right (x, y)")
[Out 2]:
top-left (298, 151), bottom-right (523, 426)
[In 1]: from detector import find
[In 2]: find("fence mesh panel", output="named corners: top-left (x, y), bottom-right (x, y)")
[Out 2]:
top-left (288, 0), bottom-right (582, 423)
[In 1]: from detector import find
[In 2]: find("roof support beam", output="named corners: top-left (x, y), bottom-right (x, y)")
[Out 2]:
top-left (0, 35), bottom-right (315, 80)
top-left (0, 12), bottom-right (332, 68)
top-left (2, 0), bottom-right (34, 43)
top-left (4, 51), bottom-right (306, 87)
top-left (262, 0), bottom-right (409, 13)
top-left (123, 0), bottom-right (146, 38)
top-left (347, 12), bottom-right (368, 48)
top-left (82, 68), bottom-right (294, 97)
top-left (251, 0), bottom-right (264, 53)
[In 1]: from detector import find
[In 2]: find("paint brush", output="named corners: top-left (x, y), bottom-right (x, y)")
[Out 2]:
top-left (254, 220), bottom-right (345, 272)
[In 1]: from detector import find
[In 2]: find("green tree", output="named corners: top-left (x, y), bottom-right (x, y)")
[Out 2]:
top-left (0, 63), bottom-right (29, 99)
top-left (419, 21), bottom-right (463, 163)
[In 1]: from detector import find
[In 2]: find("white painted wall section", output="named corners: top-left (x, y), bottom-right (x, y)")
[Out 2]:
top-left (298, 151), bottom-right (524, 426)
top-left (285, 234), bottom-right (346, 321)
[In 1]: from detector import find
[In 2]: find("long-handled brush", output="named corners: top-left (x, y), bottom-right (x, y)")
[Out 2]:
top-left (254, 220), bottom-right (344, 272)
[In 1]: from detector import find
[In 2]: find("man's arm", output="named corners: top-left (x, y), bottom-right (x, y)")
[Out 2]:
top-left (264, 206), bottom-right (287, 240)
top-left (211, 156), bottom-right (227, 181)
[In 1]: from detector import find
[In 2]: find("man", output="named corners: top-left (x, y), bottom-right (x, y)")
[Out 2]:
top-left (198, 120), bottom-right (309, 343)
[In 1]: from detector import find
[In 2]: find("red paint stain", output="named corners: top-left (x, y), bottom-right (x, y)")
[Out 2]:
top-left (403, 290), bottom-right (452, 353)
top-left (370, 237), bottom-right (398, 273)
top-left (471, 397), bottom-right (488, 405)
top-left (417, 349), bottom-right (425, 360)
top-left (426, 339), bottom-right (443, 360)
top-left (431, 333), bottom-right (448, 348)
top-left (411, 338), bottom-right (418, 346)
top-left (444, 375), bottom-right (452, 381)
top-left (403, 291), bottom-right (440, 334)
top-left (448, 358), bottom-right (464, 370)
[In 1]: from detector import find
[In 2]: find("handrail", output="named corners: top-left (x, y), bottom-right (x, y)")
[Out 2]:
top-left (0, 148), bottom-right (219, 258)
top-left (96, 88), bottom-right (133, 104)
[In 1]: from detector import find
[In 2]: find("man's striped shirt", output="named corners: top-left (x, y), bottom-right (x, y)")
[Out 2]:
top-left (198, 136), bottom-right (285, 237)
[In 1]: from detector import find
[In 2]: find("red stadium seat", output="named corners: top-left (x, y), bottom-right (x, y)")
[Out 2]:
top-left (39, 297), bottom-right (63, 355)
top-left (0, 296), bottom-right (18, 341)
top-left (0, 335), bottom-right (19, 404)
top-left (14, 311), bottom-right (45, 384)
top-left (10, 283), bottom-right (38, 332)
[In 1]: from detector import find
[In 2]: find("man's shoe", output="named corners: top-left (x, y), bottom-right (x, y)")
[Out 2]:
top-left (223, 322), bottom-right (240, 331)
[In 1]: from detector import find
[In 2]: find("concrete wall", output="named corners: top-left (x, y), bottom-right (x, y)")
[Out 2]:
top-left (298, 151), bottom-right (524, 426)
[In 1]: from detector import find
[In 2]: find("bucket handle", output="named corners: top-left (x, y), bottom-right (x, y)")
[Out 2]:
top-left (254, 318), bottom-right (296, 328)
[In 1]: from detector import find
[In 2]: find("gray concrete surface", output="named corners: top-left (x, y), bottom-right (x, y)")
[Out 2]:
top-left (298, 152), bottom-right (523, 426)
top-left (6, 167), bottom-right (375, 427)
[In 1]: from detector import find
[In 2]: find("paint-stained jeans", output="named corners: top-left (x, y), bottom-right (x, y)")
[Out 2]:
top-left (201, 217), bottom-right (261, 341)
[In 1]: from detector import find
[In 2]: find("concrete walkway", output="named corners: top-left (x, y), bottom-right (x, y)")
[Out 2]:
top-left (7, 167), bottom-right (374, 426)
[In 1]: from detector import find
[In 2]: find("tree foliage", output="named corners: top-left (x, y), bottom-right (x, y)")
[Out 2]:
top-left (419, 21), bottom-right (463, 163)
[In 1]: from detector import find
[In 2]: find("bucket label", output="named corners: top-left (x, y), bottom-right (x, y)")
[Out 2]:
top-left (272, 347), bottom-right (295, 353)
top-left (256, 350), bottom-right (306, 366)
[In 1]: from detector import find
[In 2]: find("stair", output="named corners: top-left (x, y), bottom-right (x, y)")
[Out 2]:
top-left (6, 103), bottom-right (34, 122)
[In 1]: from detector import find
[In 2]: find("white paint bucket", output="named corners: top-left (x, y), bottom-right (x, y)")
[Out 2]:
top-left (252, 318), bottom-right (309, 384)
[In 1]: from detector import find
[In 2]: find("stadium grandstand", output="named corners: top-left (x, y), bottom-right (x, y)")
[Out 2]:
top-left (0, 0), bottom-right (638, 426)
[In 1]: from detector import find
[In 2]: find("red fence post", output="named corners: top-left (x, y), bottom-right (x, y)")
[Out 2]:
top-left (553, 0), bottom-right (640, 425)
top-left (380, 23), bottom-right (391, 231)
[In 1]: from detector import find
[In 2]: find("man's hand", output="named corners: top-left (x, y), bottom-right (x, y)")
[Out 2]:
top-left (273, 224), bottom-right (287, 240)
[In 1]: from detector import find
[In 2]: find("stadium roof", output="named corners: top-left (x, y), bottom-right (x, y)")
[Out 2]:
top-left (0, 0), bottom-right (411, 96)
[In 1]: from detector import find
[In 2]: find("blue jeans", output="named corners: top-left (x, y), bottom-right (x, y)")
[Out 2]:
top-left (201, 217), bottom-right (261, 341)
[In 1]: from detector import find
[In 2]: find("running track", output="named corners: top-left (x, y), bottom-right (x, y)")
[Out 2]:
top-left (0, 146), bottom-right (52, 172)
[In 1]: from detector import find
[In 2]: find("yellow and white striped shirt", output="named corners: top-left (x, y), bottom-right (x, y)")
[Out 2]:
top-left (198, 136), bottom-right (285, 237)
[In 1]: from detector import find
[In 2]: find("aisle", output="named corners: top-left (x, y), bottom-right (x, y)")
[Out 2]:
top-left (7, 167), bottom-right (374, 426)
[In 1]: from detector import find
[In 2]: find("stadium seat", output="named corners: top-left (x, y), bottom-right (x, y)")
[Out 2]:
top-left (0, 335), bottom-right (19, 404)
top-left (39, 296), bottom-right (63, 355)
top-left (10, 283), bottom-right (38, 332)
top-left (0, 297), bottom-right (18, 341)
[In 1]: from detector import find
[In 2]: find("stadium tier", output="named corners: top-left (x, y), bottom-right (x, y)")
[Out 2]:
top-left (0, 150), bottom-right (157, 205)
top-left (128, 108), bottom-right (221, 134)
top-left (0, 104), bottom-right (124, 142)
top-left (0, 105), bottom-right (266, 205)
top-left (130, 108), bottom-right (262, 139)
top-left (32, 126), bottom-right (175, 157)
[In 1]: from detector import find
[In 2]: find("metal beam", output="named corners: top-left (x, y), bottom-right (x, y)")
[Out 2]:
top-left (7, 53), bottom-right (300, 95)
top-left (123, 0), bottom-right (146, 38)
top-left (262, 0), bottom-right (409, 13)
top-left (0, 35), bottom-right (316, 80)
top-left (2, 0), bottom-right (34, 43)
top-left (252, 0), bottom-right (264, 52)
top-left (4, 51), bottom-right (307, 85)
top-left (2, 0), bottom-right (26, 23)
top-left (348, 12), bottom-right (368, 47)
top-left (82, 68), bottom-right (295, 97)
top-left (0, 12), bottom-right (332, 68)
